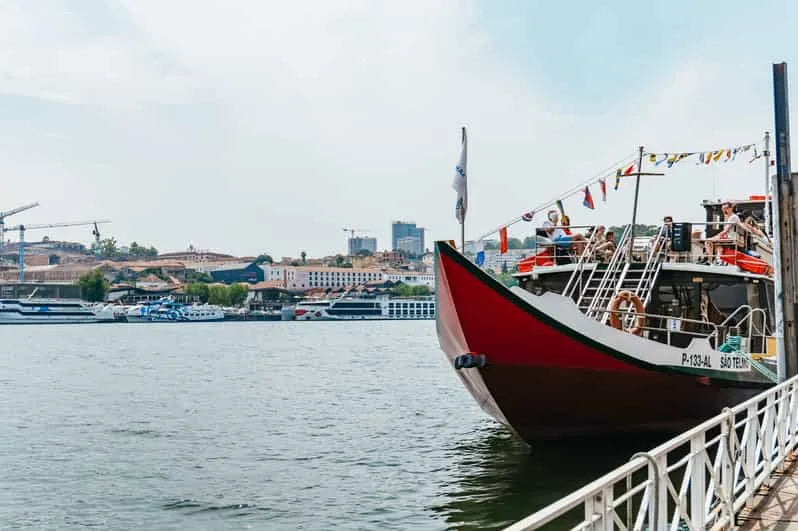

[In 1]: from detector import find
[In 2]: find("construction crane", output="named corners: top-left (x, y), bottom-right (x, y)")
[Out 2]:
top-left (342, 228), bottom-right (370, 238)
top-left (0, 202), bottom-right (40, 250)
top-left (342, 228), bottom-right (372, 255)
top-left (90, 222), bottom-right (103, 256)
top-left (4, 219), bottom-right (111, 281)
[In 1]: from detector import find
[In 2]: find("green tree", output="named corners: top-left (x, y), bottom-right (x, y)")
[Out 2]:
top-left (185, 282), bottom-right (210, 303)
top-left (229, 283), bottom-right (249, 306)
top-left (507, 237), bottom-right (523, 250)
top-left (607, 224), bottom-right (661, 241)
top-left (391, 283), bottom-right (413, 297)
top-left (496, 272), bottom-right (518, 287)
top-left (300, 251), bottom-right (307, 264)
top-left (78, 270), bottom-right (109, 302)
top-left (334, 254), bottom-right (345, 266)
top-left (185, 270), bottom-right (213, 283)
top-left (208, 285), bottom-right (231, 306)
top-left (99, 237), bottom-right (118, 258)
top-left (255, 254), bottom-right (273, 265)
top-left (411, 285), bottom-right (431, 296)
top-left (356, 248), bottom-right (373, 257)
top-left (127, 242), bottom-right (158, 258)
top-left (485, 269), bottom-right (518, 288)
top-left (483, 240), bottom-right (499, 250)
top-left (522, 236), bottom-right (537, 249)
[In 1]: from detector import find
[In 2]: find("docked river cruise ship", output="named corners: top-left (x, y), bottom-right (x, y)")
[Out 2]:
top-left (294, 296), bottom-right (435, 321)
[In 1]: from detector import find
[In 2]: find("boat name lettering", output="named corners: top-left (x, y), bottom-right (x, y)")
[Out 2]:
top-left (681, 352), bottom-right (712, 369)
top-left (720, 353), bottom-right (750, 370)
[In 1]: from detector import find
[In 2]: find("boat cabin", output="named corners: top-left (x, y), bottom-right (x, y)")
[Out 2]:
top-left (513, 198), bottom-right (775, 354)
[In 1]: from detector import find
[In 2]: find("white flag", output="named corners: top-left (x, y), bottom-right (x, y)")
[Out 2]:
top-left (452, 127), bottom-right (467, 224)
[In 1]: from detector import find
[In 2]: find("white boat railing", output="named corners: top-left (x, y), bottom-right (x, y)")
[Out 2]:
top-left (562, 229), bottom-right (603, 299)
top-left (506, 373), bottom-right (798, 531)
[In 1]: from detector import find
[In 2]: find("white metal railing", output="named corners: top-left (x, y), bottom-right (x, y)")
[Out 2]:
top-left (583, 225), bottom-right (633, 321)
top-left (563, 229), bottom-right (603, 299)
top-left (596, 308), bottom-right (720, 345)
top-left (526, 220), bottom-right (773, 273)
top-left (632, 225), bottom-right (668, 306)
top-left (506, 373), bottom-right (798, 531)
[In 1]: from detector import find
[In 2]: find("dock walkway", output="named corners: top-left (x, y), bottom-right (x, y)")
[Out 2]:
top-left (506, 374), bottom-right (798, 530)
top-left (739, 452), bottom-right (798, 530)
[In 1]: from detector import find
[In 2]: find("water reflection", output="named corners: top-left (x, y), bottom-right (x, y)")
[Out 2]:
top-left (431, 422), bottom-right (674, 530)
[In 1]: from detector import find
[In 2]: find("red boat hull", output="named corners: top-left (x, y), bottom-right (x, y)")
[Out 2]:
top-left (435, 241), bottom-right (763, 442)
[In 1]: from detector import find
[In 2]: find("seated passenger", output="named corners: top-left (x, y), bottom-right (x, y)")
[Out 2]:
top-left (543, 211), bottom-right (586, 257)
top-left (703, 201), bottom-right (741, 264)
top-left (742, 214), bottom-right (767, 240)
top-left (594, 230), bottom-right (616, 260)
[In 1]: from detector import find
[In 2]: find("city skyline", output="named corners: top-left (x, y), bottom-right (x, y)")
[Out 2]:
top-left (0, 1), bottom-right (795, 258)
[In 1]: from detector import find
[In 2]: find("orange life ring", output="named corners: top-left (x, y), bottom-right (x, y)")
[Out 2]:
top-left (608, 290), bottom-right (646, 336)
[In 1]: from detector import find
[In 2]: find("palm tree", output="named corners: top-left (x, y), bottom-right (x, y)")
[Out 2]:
top-left (301, 251), bottom-right (307, 264)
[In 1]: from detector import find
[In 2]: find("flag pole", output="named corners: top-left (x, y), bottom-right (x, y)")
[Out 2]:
top-left (764, 131), bottom-right (772, 237)
top-left (628, 145), bottom-right (645, 261)
top-left (461, 126), bottom-right (466, 253)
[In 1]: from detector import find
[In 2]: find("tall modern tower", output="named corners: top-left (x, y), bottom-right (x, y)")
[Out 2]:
top-left (391, 221), bottom-right (425, 254)
top-left (348, 237), bottom-right (377, 255)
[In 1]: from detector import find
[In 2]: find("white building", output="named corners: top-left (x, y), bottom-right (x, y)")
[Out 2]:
top-left (384, 271), bottom-right (435, 288)
top-left (261, 264), bottom-right (384, 290)
top-left (260, 264), bottom-right (435, 290)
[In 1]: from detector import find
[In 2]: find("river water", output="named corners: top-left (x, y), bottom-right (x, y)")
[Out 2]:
top-left (0, 321), bottom-right (670, 529)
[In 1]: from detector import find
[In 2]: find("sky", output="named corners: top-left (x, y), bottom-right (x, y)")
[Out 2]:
top-left (0, 0), bottom-right (796, 258)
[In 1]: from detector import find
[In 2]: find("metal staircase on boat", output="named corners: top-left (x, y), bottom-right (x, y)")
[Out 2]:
top-left (574, 225), bottom-right (668, 324)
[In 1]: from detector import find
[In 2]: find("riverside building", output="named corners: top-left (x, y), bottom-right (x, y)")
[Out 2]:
top-left (261, 264), bottom-right (384, 290)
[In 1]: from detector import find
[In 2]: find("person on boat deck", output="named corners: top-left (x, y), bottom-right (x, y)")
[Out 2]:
top-left (703, 201), bottom-right (741, 263)
top-left (652, 216), bottom-right (674, 259)
top-left (742, 213), bottom-right (767, 240)
top-left (542, 211), bottom-right (586, 254)
top-left (663, 216), bottom-right (673, 238)
top-left (594, 229), bottom-right (615, 260)
top-left (586, 224), bottom-right (605, 241)
top-left (559, 214), bottom-right (574, 235)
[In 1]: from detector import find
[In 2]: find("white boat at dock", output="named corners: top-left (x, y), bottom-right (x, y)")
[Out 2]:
top-left (124, 297), bottom-right (224, 322)
top-left (0, 298), bottom-right (114, 324)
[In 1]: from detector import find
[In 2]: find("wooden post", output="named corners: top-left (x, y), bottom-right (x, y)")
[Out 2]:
top-left (773, 62), bottom-right (798, 378)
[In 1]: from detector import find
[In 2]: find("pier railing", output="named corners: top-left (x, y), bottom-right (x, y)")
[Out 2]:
top-left (506, 374), bottom-right (798, 530)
